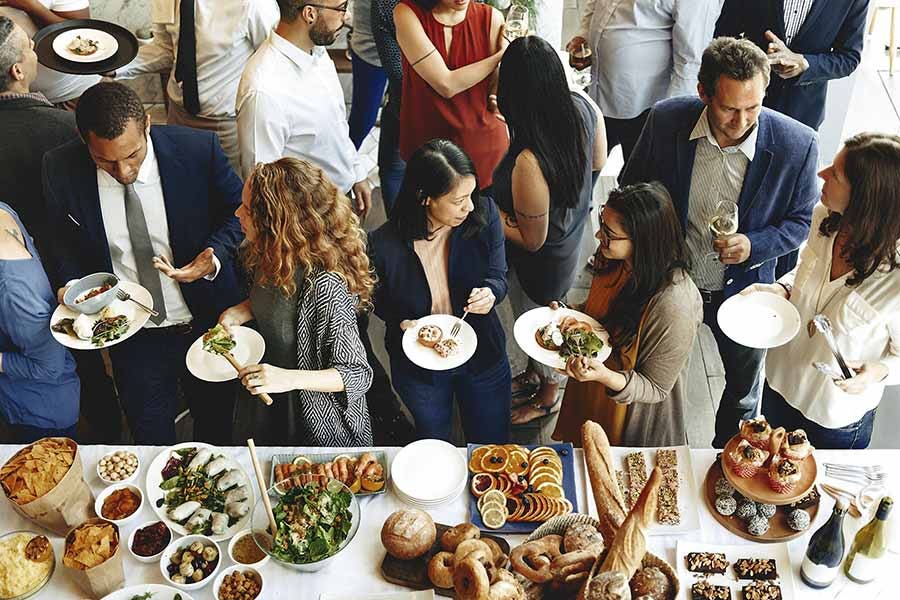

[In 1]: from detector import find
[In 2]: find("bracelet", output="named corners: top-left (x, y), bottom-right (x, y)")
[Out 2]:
top-left (775, 281), bottom-right (792, 298)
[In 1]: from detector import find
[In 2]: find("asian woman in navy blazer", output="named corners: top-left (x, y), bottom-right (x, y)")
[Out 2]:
top-left (369, 140), bottom-right (512, 443)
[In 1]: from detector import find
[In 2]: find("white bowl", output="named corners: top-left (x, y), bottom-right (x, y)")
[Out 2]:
top-left (127, 520), bottom-right (172, 563)
top-left (227, 529), bottom-right (270, 569)
top-left (212, 565), bottom-right (264, 600)
top-left (94, 483), bottom-right (143, 525)
top-left (97, 449), bottom-right (140, 485)
top-left (159, 534), bottom-right (222, 591)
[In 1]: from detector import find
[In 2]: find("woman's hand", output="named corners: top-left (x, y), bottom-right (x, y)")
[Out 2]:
top-left (218, 300), bottom-right (253, 333)
top-left (558, 356), bottom-right (609, 383)
top-left (566, 36), bottom-right (587, 52)
top-left (739, 282), bottom-right (788, 299)
top-left (400, 319), bottom-right (418, 331)
top-left (834, 361), bottom-right (889, 395)
top-left (238, 363), bottom-right (297, 395)
top-left (466, 287), bottom-right (496, 314)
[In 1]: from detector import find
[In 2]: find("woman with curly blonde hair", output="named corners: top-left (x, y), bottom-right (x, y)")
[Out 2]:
top-left (219, 157), bottom-right (375, 446)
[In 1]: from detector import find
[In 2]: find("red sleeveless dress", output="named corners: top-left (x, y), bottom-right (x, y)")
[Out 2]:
top-left (399, 0), bottom-right (509, 187)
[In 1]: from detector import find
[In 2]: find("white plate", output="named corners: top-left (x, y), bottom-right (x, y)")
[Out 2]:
top-left (391, 439), bottom-right (467, 502)
top-left (717, 292), bottom-right (801, 349)
top-left (145, 442), bottom-right (253, 542)
top-left (676, 540), bottom-right (796, 600)
top-left (185, 326), bottom-right (266, 382)
top-left (52, 28), bottom-right (118, 62)
top-left (401, 314), bottom-right (477, 371)
top-left (50, 280), bottom-right (151, 350)
top-left (513, 306), bottom-right (611, 369)
top-left (101, 584), bottom-right (195, 600)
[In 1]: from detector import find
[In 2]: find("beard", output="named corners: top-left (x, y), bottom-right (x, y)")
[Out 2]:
top-left (309, 18), bottom-right (340, 46)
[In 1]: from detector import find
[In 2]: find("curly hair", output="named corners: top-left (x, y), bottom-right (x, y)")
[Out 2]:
top-left (819, 132), bottom-right (900, 287)
top-left (242, 157), bottom-right (375, 308)
top-left (75, 82), bottom-right (146, 139)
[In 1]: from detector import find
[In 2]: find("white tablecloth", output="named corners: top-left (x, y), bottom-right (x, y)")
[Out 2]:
top-left (1, 445), bottom-right (898, 600)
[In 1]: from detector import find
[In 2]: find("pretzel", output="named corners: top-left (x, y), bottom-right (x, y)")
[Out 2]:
top-left (510, 535), bottom-right (564, 583)
top-left (550, 549), bottom-right (600, 585)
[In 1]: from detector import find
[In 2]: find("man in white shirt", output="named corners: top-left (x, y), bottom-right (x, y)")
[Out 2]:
top-left (237, 0), bottom-right (372, 216)
top-left (112, 0), bottom-right (279, 173)
top-left (43, 82), bottom-right (245, 445)
top-left (0, 0), bottom-right (100, 107)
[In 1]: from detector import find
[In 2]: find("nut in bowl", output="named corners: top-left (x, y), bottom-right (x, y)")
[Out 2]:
top-left (97, 449), bottom-right (139, 484)
top-left (63, 272), bottom-right (119, 315)
top-left (94, 483), bottom-right (143, 525)
top-left (159, 534), bottom-right (222, 590)
top-left (213, 565), bottom-right (263, 600)
top-left (127, 520), bottom-right (172, 563)
top-left (227, 529), bottom-right (270, 569)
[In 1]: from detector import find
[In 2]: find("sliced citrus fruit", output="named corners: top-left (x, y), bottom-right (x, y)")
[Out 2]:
top-left (471, 473), bottom-right (494, 497)
top-left (348, 477), bottom-right (361, 493)
top-left (537, 482), bottom-right (565, 498)
top-left (480, 499), bottom-right (507, 517)
top-left (481, 506), bottom-right (507, 529)
top-left (292, 455), bottom-right (312, 466)
top-left (481, 446), bottom-right (510, 473)
top-left (478, 489), bottom-right (506, 511)
top-left (469, 445), bottom-right (493, 472)
top-left (530, 472), bottom-right (561, 489)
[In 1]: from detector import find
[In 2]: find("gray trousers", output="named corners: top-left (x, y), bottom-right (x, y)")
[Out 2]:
top-left (167, 102), bottom-right (241, 175)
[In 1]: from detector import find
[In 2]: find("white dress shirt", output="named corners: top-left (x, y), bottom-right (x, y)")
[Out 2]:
top-left (783, 0), bottom-right (815, 44)
top-left (576, 0), bottom-right (719, 119)
top-left (95, 137), bottom-right (218, 327)
top-left (767, 203), bottom-right (900, 428)
top-left (236, 32), bottom-right (366, 189)
top-left (685, 107), bottom-right (757, 291)
top-left (116, 0), bottom-right (279, 119)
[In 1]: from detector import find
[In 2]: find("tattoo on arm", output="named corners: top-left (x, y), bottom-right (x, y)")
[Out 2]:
top-left (514, 209), bottom-right (549, 220)
top-left (4, 228), bottom-right (24, 247)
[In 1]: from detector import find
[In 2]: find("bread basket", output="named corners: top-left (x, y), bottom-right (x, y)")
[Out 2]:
top-left (527, 514), bottom-right (679, 599)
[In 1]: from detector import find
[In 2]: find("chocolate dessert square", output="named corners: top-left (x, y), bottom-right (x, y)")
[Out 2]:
top-left (686, 552), bottom-right (729, 574)
top-left (734, 558), bottom-right (778, 580)
top-left (788, 487), bottom-right (819, 510)
top-left (692, 580), bottom-right (732, 600)
top-left (742, 580), bottom-right (782, 600)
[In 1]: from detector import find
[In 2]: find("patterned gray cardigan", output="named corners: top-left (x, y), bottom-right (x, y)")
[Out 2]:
top-left (295, 271), bottom-right (373, 446)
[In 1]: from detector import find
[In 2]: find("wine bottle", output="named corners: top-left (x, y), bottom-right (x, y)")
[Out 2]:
top-left (844, 497), bottom-right (893, 584)
top-left (801, 497), bottom-right (848, 588)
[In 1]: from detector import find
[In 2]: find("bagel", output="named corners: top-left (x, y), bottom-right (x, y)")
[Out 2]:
top-left (455, 538), bottom-right (494, 568)
top-left (509, 535), bottom-right (563, 584)
top-left (427, 551), bottom-right (455, 589)
top-left (441, 523), bottom-right (481, 552)
top-left (481, 537), bottom-right (508, 568)
top-left (454, 557), bottom-right (491, 600)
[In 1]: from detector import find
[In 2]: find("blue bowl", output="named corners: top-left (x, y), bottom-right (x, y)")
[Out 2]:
top-left (63, 272), bottom-right (120, 315)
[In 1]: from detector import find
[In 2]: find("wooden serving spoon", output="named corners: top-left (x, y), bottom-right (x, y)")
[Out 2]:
top-left (221, 352), bottom-right (273, 406)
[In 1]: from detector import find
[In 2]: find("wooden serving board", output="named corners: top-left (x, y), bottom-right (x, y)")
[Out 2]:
top-left (704, 458), bottom-right (819, 543)
top-left (721, 435), bottom-right (817, 504)
top-left (381, 523), bottom-right (510, 598)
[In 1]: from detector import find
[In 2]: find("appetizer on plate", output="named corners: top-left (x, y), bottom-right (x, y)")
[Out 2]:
top-left (67, 35), bottom-right (100, 56)
top-left (202, 325), bottom-right (236, 355)
top-left (270, 480), bottom-right (353, 564)
top-left (415, 324), bottom-right (462, 359)
top-left (273, 452), bottom-right (384, 494)
top-left (52, 306), bottom-right (130, 347)
top-left (535, 316), bottom-right (604, 359)
top-left (75, 281), bottom-right (114, 304)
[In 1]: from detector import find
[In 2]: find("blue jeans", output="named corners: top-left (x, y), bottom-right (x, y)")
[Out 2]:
top-left (6, 422), bottom-right (77, 443)
top-left (762, 383), bottom-right (876, 449)
top-left (377, 80), bottom-right (406, 215)
top-left (392, 358), bottom-right (512, 444)
top-left (349, 50), bottom-right (388, 149)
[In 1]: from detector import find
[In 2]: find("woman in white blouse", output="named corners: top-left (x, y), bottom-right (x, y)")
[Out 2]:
top-left (740, 132), bottom-right (900, 448)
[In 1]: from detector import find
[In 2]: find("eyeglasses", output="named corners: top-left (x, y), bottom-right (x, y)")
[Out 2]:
top-left (304, 1), bottom-right (349, 13)
top-left (599, 220), bottom-right (629, 243)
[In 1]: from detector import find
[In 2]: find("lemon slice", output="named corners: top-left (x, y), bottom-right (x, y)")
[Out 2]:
top-left (292, 455), bottom-right (312, 466)
top-left (478, 489), bottom-right (506, 511)
top-left (536, 482), bottom-right (565, 499)
top-left (326, 478), bottom-right (345, 494)
top-left (479, 499), bottom-right (507, 516)
top-left (481, 506), bottom-right (507, 529)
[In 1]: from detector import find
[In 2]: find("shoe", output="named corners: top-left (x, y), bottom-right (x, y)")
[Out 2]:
top-left (511, 370), bottom-right (540, 397)
top-left (511, 397), bottom-right (562, 426)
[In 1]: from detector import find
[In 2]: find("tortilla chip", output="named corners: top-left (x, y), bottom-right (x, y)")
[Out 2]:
top-left (0, 438), bottom-right (76, 505)
top-left (63, 523), bottom-right (118, 570)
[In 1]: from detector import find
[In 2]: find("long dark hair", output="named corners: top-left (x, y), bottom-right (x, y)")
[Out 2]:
top-left (602, 182), bottom-right (689, 346)
top-left (497, 36), bottom-right (588, 209)
top-left (391, 139), bottom-right (487, 241)
top-left (819, 132), bottom-right (900, 287)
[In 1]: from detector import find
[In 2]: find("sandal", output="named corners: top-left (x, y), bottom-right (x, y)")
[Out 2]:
top-left (511, 370), bottom-right (540, 398)
top-left (511, 397), bottom-right (562, 426)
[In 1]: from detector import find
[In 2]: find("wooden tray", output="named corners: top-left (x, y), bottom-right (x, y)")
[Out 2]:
top-left (705, 458), bottom-right (819, 543)
top-left (721, 435), bottom-right (817, 505)
top-left (381, 523), bottom-right (510, 598)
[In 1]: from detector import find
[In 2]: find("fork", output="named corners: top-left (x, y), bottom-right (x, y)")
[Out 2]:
top-left (824, 463), bottom-right (884, 475)
top-left (116, 289), bottom-right (159, 317)
top-left (450, 309), bottom-right (469, 338)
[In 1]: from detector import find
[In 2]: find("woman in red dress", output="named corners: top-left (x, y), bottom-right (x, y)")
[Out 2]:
top-left (394, 0), bottom-right (509, 189)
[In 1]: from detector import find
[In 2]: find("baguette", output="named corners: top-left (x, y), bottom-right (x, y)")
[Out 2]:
top-left (582, 421), bottom-right (628, 542)
top-left (599, 466), bottom-right (662, 580)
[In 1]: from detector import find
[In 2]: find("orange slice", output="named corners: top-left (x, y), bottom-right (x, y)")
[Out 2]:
top-left (469, 445), bottom-right (493, 472)
top-left (481, 447), bottom-right (510, 473)
top-left (471, 473), bottom-right (494, 497)
top-left (530, 471), bottom-right (562, 489)
top-left (537, 482), bottom-right (565, 499)
top-left (348, 477), bottom-right (361, 494)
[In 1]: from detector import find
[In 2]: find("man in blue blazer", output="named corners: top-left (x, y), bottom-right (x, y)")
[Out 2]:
top-left (42, 82), bottom-right (245, 445)
top-left (621, 38), bottom-right (819, 448)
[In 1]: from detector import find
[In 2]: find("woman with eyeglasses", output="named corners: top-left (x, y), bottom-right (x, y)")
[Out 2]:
top-left (552, 183), bottom-right (702, 447)
top-left (742, 132), bottom-right (900, 449)
top-left (393, 0), bottom-right (509, 189)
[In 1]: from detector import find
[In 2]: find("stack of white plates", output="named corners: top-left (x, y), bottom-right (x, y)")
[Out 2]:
top-left (391, 439), bottom-right (468, 509)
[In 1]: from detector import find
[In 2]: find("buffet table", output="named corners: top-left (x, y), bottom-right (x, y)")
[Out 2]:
top-left (1, 445), bottom-right (898, 600)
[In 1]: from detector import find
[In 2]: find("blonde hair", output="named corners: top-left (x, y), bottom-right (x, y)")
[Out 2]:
top-left (243, 157), bottom-right (375, 308)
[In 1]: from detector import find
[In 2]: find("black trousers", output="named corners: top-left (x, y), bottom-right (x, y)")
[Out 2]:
top-left (604, 109), bottom-right (650, 164)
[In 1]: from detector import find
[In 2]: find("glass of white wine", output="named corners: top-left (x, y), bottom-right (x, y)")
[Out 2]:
top-left (505, 4), bottom-right (529, 40)
top-left (706, 199), bottom-right (739, 261)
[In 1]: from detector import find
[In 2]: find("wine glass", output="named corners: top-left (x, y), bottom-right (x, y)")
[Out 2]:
top-left (569, 43), bottom-right (592, 89)
top-left (505, 4), bottom-right (529, 40)
top-left (706, 200), bottom-right (739, 261)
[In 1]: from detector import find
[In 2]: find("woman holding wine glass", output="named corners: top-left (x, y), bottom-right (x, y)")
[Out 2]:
top-left (741, 132), bottom-right (900, 449)
top-left (393, 0), bottom-right (509, 189)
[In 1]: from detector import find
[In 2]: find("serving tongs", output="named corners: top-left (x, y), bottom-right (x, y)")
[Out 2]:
top-left (811, 314), bottom-right (853, 379)
top-left (203, 326), bottom-right (273, 406)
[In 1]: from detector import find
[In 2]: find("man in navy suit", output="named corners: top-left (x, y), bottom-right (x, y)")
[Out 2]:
top-left (621, 38), bottom-right (819, 448)
top-left (42, 82), bottom-right (244, 445)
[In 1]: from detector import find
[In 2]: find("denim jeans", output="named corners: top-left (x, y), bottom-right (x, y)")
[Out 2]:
top-left (391, 357), bottom-right (512, 444)
top-left (762, 383), bottom-right (876, 449)
top-left (377, 81), bottom-right (406, 215)
top-left (349, 50), bottom-right (388, 149)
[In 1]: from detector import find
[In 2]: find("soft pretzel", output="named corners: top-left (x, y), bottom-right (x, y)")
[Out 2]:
top-left (550, 549), bottom-right (601, 585)
top-left (427, 551), bottom-right (455, 589)
top-left (510, 535), bottom-right (564, 583)
top-left (455, 557), bottom-right (491, 600)
top-left (442, 523), bottom-right (481, 552)
top-left (482, 537), bottom-right (508, 569)
top-left (455, 538), bottom-right (494, 568)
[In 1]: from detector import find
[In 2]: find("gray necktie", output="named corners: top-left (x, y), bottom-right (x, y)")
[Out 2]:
top-left (124, 183), bottom-right (167, 325)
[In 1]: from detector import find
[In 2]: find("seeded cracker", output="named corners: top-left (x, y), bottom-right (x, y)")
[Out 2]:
top-left (625, 452), bottom-right (648, 509)
top-left (615, 469), bottom-right (630, 510)
top-left (655, 449), bottom-right (680, 525)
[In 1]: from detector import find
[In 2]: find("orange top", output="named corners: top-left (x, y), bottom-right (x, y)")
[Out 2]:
top-left (399, 0), bottom-right (509, 187)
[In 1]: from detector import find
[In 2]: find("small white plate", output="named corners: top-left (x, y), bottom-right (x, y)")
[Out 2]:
top-left (100, 584), bottom-right (195, 600)
top-left (391, 439), bottom-right (467, 503)
top-left (50, 280), bottom-right (151, 350)
top-left (513, 306), bottom-right (611, 369)
top-left (52, 28), bottom-right (118, 62)
top-left (401, 314), bottom-right (477, 371)
top-left (185, 326), bottom-right (266, 382)
top-left (717, 292), bottom-right (801, 349)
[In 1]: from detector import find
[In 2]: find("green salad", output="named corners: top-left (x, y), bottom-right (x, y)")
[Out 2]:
top-left (271, 480), bottom-right (353, 564)
top-left (202, 325), bottom-right (236, 355)
top-left (559, 328), bottom-right (605, 359)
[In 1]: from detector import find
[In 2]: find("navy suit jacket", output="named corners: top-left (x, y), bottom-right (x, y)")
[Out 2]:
top-left (716, 0), bottom-right (868, 129)
top-left (620, 96), bottom-right (819, 298)
top-left (41, 125), bottom-right (245, 328)
top-left (369, 201), bottom-right (508, 382)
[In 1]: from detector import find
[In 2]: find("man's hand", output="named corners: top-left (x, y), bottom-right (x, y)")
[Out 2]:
top-left (153, 247), bottom-right (216, 283)
top-left (466, 287), bottom-right (496, 314)
top-left (565, 36), bottom-right (587, 53)
top-left (713, 234), bottom-right (751, 264)
top-left (834, 361), bottom-right (889, 395)
top-left (351, 180), bottom-right (371, 219)
top-left (765, 30), bottom-right (809, 79)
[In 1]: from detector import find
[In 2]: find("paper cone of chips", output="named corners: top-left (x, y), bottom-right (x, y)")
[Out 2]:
top-left (62, 518), bottom-right (125, 598)
top-left (0, 438), bottom-right (95, 536)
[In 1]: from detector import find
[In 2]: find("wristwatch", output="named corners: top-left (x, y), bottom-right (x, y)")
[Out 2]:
top-left (775, 281), bottom-right (792, 298)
